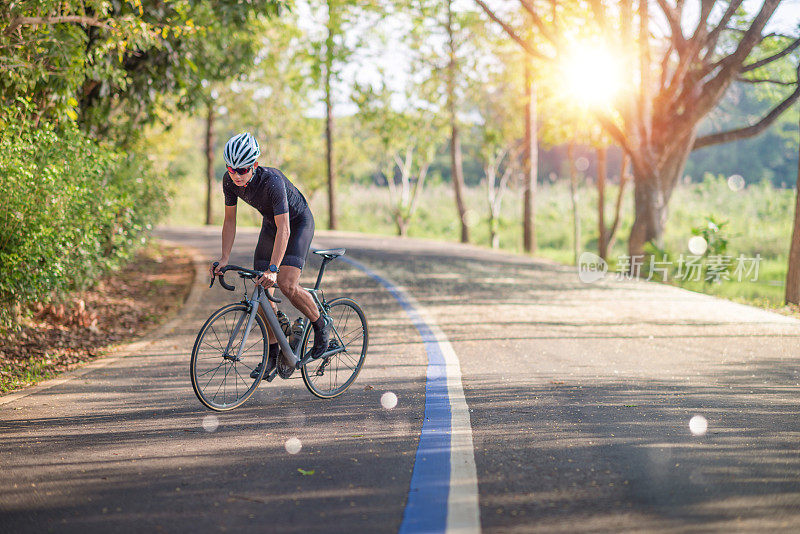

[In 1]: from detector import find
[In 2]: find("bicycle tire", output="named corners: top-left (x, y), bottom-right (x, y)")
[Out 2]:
top-left (300, 297), bottom-right (368, 399)
top-left (190, 303), bottom-right (268, 411)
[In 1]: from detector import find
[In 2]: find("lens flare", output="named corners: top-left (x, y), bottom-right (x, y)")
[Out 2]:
top-left (688, 236), bottom-right (707, 255)
top-left (727, 175), bottom-right (745, 191)
top-left (689, 415), bottom-right (708, 436)
top-left (285, 437), bottom-right (302, 454)
top-left (381, 392), bottom-right (398, 410)
top-left (202, 415), bottom-right (219, 433)
top-left (561, 43), bottom-right (624, 107)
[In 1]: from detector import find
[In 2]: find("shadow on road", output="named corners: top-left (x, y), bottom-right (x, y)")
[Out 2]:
top-left (465, 360), bottom-right (800, 532)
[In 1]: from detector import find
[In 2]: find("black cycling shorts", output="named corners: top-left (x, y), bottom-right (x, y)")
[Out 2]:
top-left (254, 210), bottom-right (315, 271)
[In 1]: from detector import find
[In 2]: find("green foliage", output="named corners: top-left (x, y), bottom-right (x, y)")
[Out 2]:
top-left (691, 216), bottom-right (729, 258)
top-left (0, 106), bottom-right (166, 329)
top-left (0, 0), bottom-right (284, 144)
top-left (0, 0), bottom-right (288, 328)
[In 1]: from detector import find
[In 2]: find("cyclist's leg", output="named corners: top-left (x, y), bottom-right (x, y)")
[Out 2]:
top-left (254, 222), bottom-right (278, 344)
top-left (276, 211), bottom-right (319, 321)
top-left (277, 212), bottom-right (332, 359)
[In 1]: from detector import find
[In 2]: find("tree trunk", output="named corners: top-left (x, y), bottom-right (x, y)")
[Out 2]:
top-left (325, 81), bottom-right (336, 230)
top-left (205, 100), bottom-right (215, 226)
top-left (489, 210), bottom-right (499, 249)
top-left (628, 173), bottom-right (666, 260)
top-left (567, 142), bottom-right (580, 264)
top-left (597, 146), bottom-right (607, 259)
top-left (447, 0), bottom-right (469, 243)
top-left (628, 131), bottom-right (696, 259)
top-left (523, 60), bottom-right (537, 253)
top-left (396, 212), bottom-right (408, 237)
top-left (606, 152), bottom-right (629, 255)
top-left (325, 15), bottom-right (337, 231)
top-left (786, 115), bottom-right (800, 304)
top-left (450, 124), bottom-right (469, 243)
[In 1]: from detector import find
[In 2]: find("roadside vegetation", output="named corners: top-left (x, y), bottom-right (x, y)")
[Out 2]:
top-left (0, 243), bottom-right (194, 394)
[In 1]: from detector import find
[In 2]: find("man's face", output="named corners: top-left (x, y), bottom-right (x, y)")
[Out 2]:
top-left (228, 162), bottom-right (258, 186)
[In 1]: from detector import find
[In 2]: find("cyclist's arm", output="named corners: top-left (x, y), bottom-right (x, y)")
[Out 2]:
top-left (221, 205), bottom-right (237, 262)
top-left (270, 212), bottom-right (290, 267)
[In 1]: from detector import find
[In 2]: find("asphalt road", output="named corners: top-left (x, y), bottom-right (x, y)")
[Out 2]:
top-left (2, 226), bottom-right (800, 533)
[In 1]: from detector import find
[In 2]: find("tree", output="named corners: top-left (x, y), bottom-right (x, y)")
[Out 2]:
top-left (354, 78), bottom-right (448, 237)
top-left (523, 59), bottom-right (538, 253)
top-left (205, 99), bottom-right (216, 225)
top-left (787, 110), bottom-right (800, 305)
top-left (304, 0), bottom-right (379, 230)
top-left (474, 0), bottom-right (800, 260)
top-left (402, 0), bottom-right (487, 243)
top-left (473, 46), bottom-right (526, 249)
top-left (482, 137), bottom-right (521, 249)
top-left (446, 0), bottom-right (471, 243)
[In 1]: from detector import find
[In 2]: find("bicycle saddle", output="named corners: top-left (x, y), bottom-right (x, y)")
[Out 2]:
top-left (314, 248), bottom-right (346, 258)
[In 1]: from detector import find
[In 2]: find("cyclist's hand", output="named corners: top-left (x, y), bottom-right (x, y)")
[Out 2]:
top-left (212, 259), bottom-right (228, 276)
top-left (256, 272), bottom-right (277, 289)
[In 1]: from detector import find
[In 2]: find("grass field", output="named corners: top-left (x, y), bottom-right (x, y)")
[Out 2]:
top-left (164, 171), bottom-right (799, 313)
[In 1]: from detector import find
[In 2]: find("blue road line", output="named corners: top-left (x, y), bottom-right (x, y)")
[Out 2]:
top-left (338, 254), bottom-right (453, 534)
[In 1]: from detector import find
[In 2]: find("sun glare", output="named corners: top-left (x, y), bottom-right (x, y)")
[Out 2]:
top-left (561, 44), bottom-right (624, 107)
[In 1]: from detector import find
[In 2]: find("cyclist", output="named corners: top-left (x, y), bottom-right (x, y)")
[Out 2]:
top-left (212, 132), bottom-right (332, 378)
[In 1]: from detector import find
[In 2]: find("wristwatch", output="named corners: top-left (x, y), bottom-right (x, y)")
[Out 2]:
top-left (268, 264), bottom-right (280, 273)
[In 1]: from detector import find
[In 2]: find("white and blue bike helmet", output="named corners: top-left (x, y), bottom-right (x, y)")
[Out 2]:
top-left (223, 132), bottom-right (261, 169)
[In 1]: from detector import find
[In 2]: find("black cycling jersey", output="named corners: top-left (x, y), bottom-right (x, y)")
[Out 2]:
top-left (222, 166), bottom-right (311, 225)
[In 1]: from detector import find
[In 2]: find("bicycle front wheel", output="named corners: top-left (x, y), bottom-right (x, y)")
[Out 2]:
top-left (190, 303), bottom-right (268, 411)
top-left (301, 297), bottom-right (368, 399)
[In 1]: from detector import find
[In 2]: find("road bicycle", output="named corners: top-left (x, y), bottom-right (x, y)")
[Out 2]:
top-left (190, 249), bottom-right (368, 411)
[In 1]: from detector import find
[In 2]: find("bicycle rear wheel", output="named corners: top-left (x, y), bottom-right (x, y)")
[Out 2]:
top-left (301, 297), bottom-right (368, 399)
top-left (191, 303), bottom-right (268, 411)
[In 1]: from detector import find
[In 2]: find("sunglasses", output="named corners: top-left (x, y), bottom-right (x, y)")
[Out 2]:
top-left (227, 165), bottom-right (253, 176)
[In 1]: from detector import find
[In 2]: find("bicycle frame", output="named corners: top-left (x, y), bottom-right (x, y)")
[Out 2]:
top-left (228, 283), bottom-right (345, 369)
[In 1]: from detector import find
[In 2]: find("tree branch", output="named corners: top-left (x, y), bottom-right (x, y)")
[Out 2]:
top-left (518, 0), bottom-right (557, 45)
top-left (742, 37), bottom-right (800, 72)
top-left (690, 0), bottom-right (781, 125)
top-left (737, 76), bottom-right (795, 85)
top-left (655, 0), bottom-right (686, 53)
top-left (660, 0), bottom-right (717, 105)
top-left (694, 65), bottom-right (800, 149)
top-left (5, 16), bottom-right (112, 35)
top-left (473, 0), bottom-right (548, 59)
top-left (702, 0), bottom-right (743, 62)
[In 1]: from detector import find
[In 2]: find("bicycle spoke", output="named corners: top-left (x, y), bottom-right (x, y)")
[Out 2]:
top-left (210, 324), bottom-right (225, 351)
top-left (242, 338), bottom-right (262, 355)
top-left (202, 361), bottom-right (225, 389)
top-left (197, 360), bottom-right (225, 378)
top-left (211, 362), bottom-right (230, 402)
top-left (341, 332), bottom-right (363, 347)
top-left (201, 339), bottom-right (225, 353)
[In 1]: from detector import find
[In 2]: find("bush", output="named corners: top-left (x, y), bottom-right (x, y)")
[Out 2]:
top-left (0, 109), bottom-right (166, 329)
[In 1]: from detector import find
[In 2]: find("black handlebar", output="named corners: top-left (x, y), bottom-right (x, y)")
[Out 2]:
top-left (210, 262), bottom-right (282, 303)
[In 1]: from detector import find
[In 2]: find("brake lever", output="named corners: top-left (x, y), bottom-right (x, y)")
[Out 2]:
top-left (210, 262), bottom-right (218, 288)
